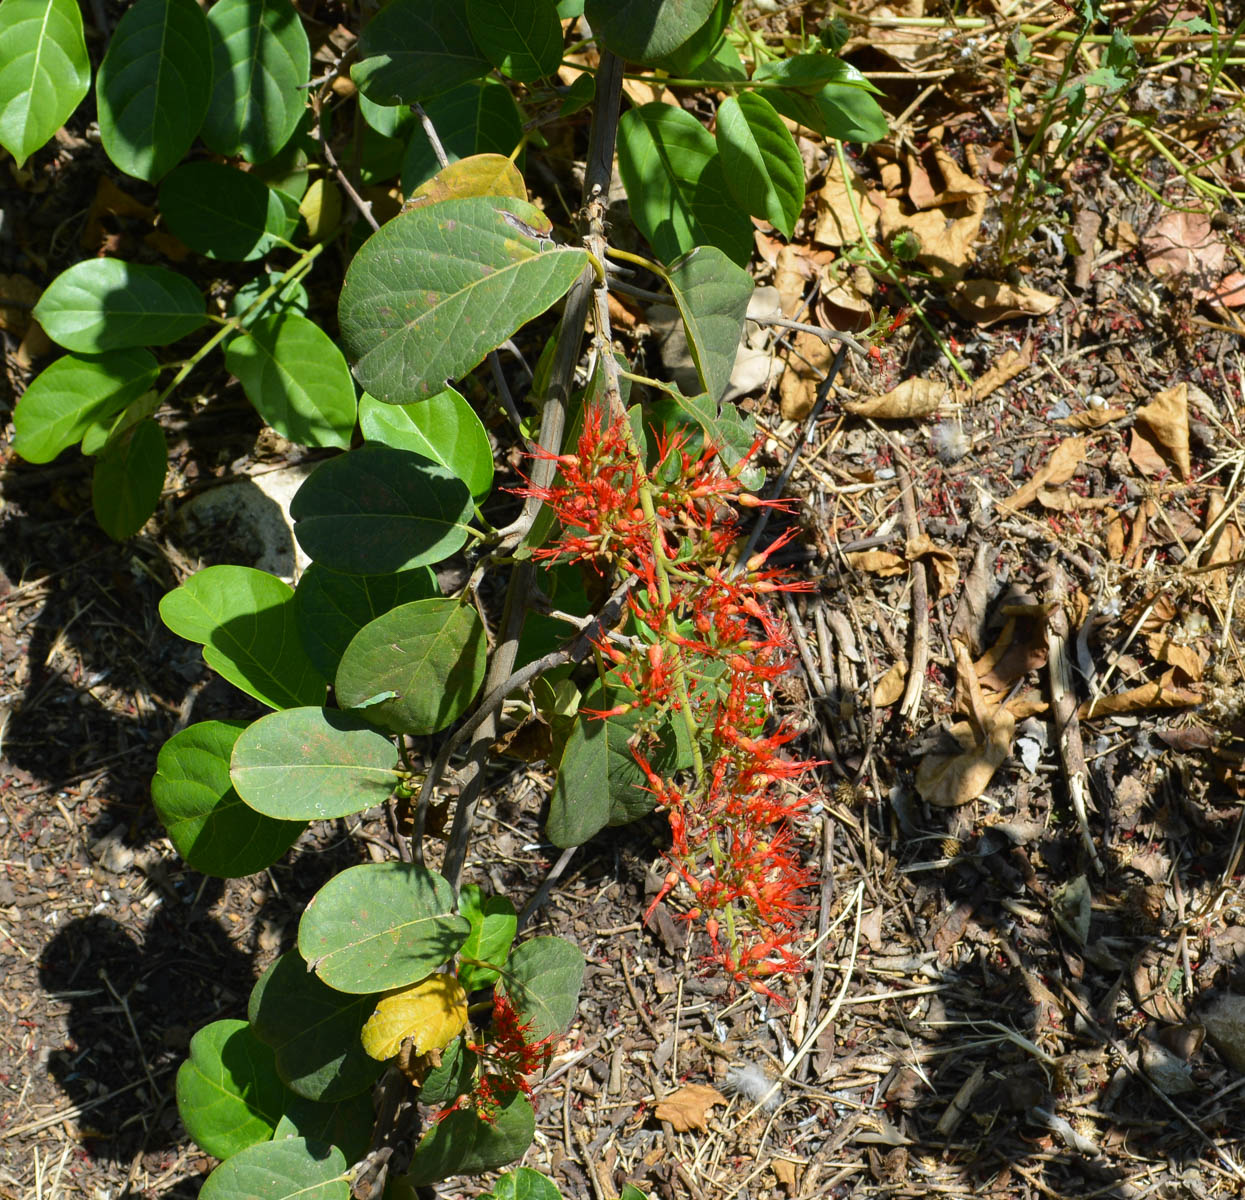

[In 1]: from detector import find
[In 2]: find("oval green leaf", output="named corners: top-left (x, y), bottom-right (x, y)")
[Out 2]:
top-left (359, 388), bottom-right (492, 501)
top-left (753, 59), bottom-right (888, 144)
top-left (202, 0), bottom-right (310, 164)
top-left (489, 1169), bottom-right (564, 1200)
top-left (153, 720), bottom-right (304, 877)
top-left (405, 1092), bottom-right (534, 1186)
top-left (249, 952), bottom-right (382, 1102)
top-left (230, 706), bottom-right (398, 822)
top-left (336, 598), bottom-right (487, 735)
top-left (497, 936), bottom-right (585, 1043)
top-left (96, 0), bottom-right (212, 181)
top-left (33, 259), bottom-right (206, 353)
top-left (92, 417), bottom-right (166, 540)
top-left (584, 0), bottom-right (717, 63)
top-left (177, 1019), bottom-right (290, 1160)
top-left (352, 1), bottom-right (490, 106)
top-left (273, 1094), bottom-right (374, 1166)
top-left (401, 78), bottom-right (523, 195)
top-left (225, 314), bottom-right (357, 449)
top-left (13, 349), bottom-right (159, 463)
top-left (293, 564), bottom-right (438, 683)
top-left (338, 196), bottom-right (589, 404)
top-left (466, 0), bottom-right (562, 82)
top-left (290, 445), bottom-right (474, 575)
top-left (159, 161), bottom-right (276, 260)
top-left (456, 885), bottom-right (516, 992)
top-left (159, 564), bottom-right (325, 710)
top-left (298, 862), bottom-right (469, 994)
top-left (201, 1137), bottom-right (349, 1200)
top-left (715, 92), bottom-right (805, 239)
top-left (616, 103), bottom-right (754, 266)
top-left (0, 0), bottom-right (89, 167)
top-left (665, 245), bottom-right (754, 403)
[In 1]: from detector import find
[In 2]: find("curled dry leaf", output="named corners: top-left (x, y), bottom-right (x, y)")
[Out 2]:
top-left (879, 189), bottom-right (986, 284)
top-left (779, 328), bottom-right (831, 420)
top-left (1146, 633), bottom-right (1205, 682)
top-left (1080, 682), bottom-right (1201, 719)
top-left (845, 377), bottom-right (948, 419)
top-left (1141, 208), bottom-right (1225, 286)
top-left (949, 279), bottom-right (1060, 326)
top-left (655, 1083), bottom-right (727, 1132)
top-left (1058, 406), bottom-right (1127, 430)
top-left (906, 534), bottom-right (959, 598)
top-left (1000, 437), bottom-right (1086, 512)
top-left (915, 708), bottom-right (1015, 807)
top-left (1135, 383), bottom-right (1191, 479)
top-left (972, 342), bottom-right (1032, 400)
top-left (845, 548), bottom-right (906, 577)
top-left (873, 661), bottom-right (907, 707)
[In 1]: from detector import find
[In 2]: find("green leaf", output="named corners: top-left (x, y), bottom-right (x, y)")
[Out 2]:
top-left (293, 564), bottom-right (438, 683)
top-left (12, 349), bottom-right (159, 463)
top-left (754, 60), bottom-right (889, 144)
top-left (487, 1168), bottom-right (564, 1200)
top-left (159, 564), bottom-right (325, 710)
top-left (401, 78), bottom-right (524, 194)
top-left (339, 196), bottom-right (589, 404)
top-left (358, 91), bottom-right (411, 139)
top-left (584, 0), bottom-right (718, 63)
top-left (335, 598), bottom-right (487, 735)
top-left (224, 314), bottom-right (357, 449)
top-left (456, 885), bottom-right (517, 992)
top-left (272, 1094), bottom-right (374, 1166)
top-left (176, 1019), bottom-right (289, 1160)
top-left (352, 1), bottom-right (490, 105)
top-left (715, 92), bottom-right (804, 238)
top-left (229, 270), bottom-right (310, 327)
top-left (298, 862), bottom-right (469, 993)
top-left (651, 0), bottom-right (734, 76)
top-left (153, 720), bottom-right (304, 877)
top-left (249, 952), bottom-right (382, 1102)
top-left (91, 417), bottom-right (166, 539)
top-left (158, 161), bottom-right (277, 260)
top-left (201, 1137), bottom-right (349, 1200)
top-left (498, 937), bottom-right (585, 1043)
top-left (418, 1037), bottom-right (478, 1105)
top-left (96, 0), bottom-right (212, 181)
top-left (616, 103), bottom-right (754, 266)
top-left (466, 0), bottom-right (562, 82)
top-left (230, 706), bottom-right (398, 822)
top-left (665, 245), bottom-right (753, 402)
top-left (406, 1092), bottom-right (534, 1185)
top-left (291, 446), bottom-right (474, 575)
top-left (0, 0), bottom-right (89, 167)
top-left (646, 389), bottom-right (763, 489)
top-left (33, 259), bottom-right (206, 353)
top-left (203, 0), bottom-right (310, 164)
top-left (359, 388), bottom-right (492, 501)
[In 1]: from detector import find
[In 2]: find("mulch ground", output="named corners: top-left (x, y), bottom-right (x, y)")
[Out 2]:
top-left (3, 4), bottom-right (1245, 1199)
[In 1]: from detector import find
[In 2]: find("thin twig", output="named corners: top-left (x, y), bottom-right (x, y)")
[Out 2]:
top-left (747, 312), bottom-right (868, 360)
top-left (897, 469), bottom-right (931, 723)
top-left (413, 102), bottom-right (450, 170)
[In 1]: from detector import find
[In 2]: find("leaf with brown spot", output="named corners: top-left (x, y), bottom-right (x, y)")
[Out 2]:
top-left (655, 1084), bottom-right (726, 1131)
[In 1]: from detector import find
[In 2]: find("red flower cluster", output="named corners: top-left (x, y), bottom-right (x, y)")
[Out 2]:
top-left (522, 405), bottom-right (821, 993)
top-left (437, 993), bottom-right (553, 1124)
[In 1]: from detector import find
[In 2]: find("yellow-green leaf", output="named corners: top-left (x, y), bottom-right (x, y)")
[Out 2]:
top-left (362, 974), bottom-right (468, 1061)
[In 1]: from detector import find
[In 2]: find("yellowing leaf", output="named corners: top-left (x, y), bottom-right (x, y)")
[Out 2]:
top-left (361, 973), bottom-right (468, 1062)
top-left (298, 178), bottom-right (343, 243)
top-left (403, 154), bottom-right (527, 213)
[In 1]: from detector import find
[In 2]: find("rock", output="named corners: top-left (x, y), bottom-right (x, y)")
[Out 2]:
top-left (1200, 993), bottom-right (1245, 1073)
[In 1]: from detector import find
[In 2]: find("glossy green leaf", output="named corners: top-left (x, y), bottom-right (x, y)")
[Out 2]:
top-left (359, 388), bottom-right (492, 501)
top-left (358, 91), bottom-right (410, 139)
top-left (229, 270), bottom-right (310, 327)
top-left (159, 565), bottom-right (325, 710)
top-left (0, 0), bottom-right (89, 167)
top-left (716, 92), bottom-right (804, 238)
top-left (177, 1019), bottom-right (289, 1160)
top-left (487, 1168), bottom-right (564, 1200)
top-left (96, 0), bottom-right (212, 181)
top-left (13, 349), bottom-right (159, 463)
top-left (33, 259), bottom-right (206, 353)
top-left (298, 862), bottom-right (469, 993)
top-left (230, 707), bottom-right (398, 822)
top-left (753, 53), bottom-right (885, 96)
top-left (158, 161), bottom-right (275, 260)
top-left (497, 937), bottom-right (585, 1043)
top-left (153, 720), bottom-right (304, 877)
top-left (249, 952), bottom-right (382, 1102)
top-left (339, 196), bottom-right (588, 404)
top-left (352, 1), bottom-right (490, 105)
top-left (291, 446), bottom-right (474, 575)
top-left (616, 103), bottom-right (754, 266)
top-left (272, 1094), bottom-right (373, 1166)
top-left (336, 598), bottom-right (487, 735)
top-left (647, 389), bottom-right (763, 489)
top-left (466, 0), bottom-right (562, 82)
top-left (293, 564), bottom-right (438, 683)
top-left (665, 245), bottom-right (753, 402)
top-left (456, 885), bottom-right (517, 992)
top-left (203, 0), bottom-right (310, 163)
top-left (224, 314), bottom-right (357, 449)
top-left (584, 0), bottom-right (717, 63)
top-left (401, 78), bottom-right (524, 194)
top-left (418, 1038), bottom-right (478, 1107)
top-left (91, 417), bottom-right (166, 539)
top-left (754, 59), bottom-right (888, 144)
top-left (652, 0), bottom-right (733, 76)
top-left (201, 1137), bottom-right (349, 1200)
top-left (406, 1092), bottom-right (534, 1185)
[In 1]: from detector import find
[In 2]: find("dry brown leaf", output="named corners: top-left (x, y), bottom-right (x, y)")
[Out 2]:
top-left (1080, 683), bottom-right (1201, 719)
top-left (915, 708), bottom-right (1015, 807)
top-left (779, 328), bottom-right (830, 420)
top-left (1142, 208), bottom-right (1225, 286)
top-left (655, 1084), bottom-right (726, 1132)
top-left (774, 244), bottom-right (811, 317)
top-left (906, 534), bottom-right (959, 598)
top-left (1147, 634), bottom-right (1205, 682)
top-left (1135, 383), bottom-right (1191, 479)
top-left (1058, 406), bottom-right (1127, 429)
top-left (949, 279), bottom-right (1060, 326)
top-left (930, 141), bottom-right (990, 202)
top-left (873, 661), bottom-right (907, 707)
top-left (845, 377), bottom-right (948, 419)
top-left (859, 907), bottom-right (884, 951)
top-left (975, 610), bottom-right (1050, 692)
top-left (816, 267), bottom-right (873, 332)
top-left (972, 342), bottom-right (1032, 400)
top-left (845, 548), bottom-right (906, 577)
top-left (1001, 437), bottom-right (1086, 511)
top-left (1127, 427), bottom-right (1169, 478)
top-left (772, 1158), bottom-right (800, 1195)
top-left (0, 274), bottom-right (41, 335)
top-left (878, 191), bottom-right (985, 283)
top-left (1106, 510), bottom-right (1126, 560)
top-left (1200, 269), bottom-right (1245, 308)
top-left (813, 157), bottom-right (880, 247)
